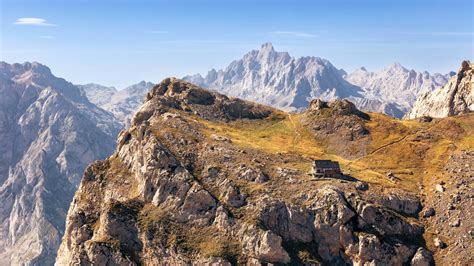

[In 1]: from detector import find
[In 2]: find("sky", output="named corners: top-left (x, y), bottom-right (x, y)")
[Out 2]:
top-left (1, 0), bottom-right (473, 88)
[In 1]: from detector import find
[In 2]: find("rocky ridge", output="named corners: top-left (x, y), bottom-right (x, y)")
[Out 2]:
top-left (57, 78), bottom-right (435, 265)
top-left (301, 99), bottom-right (370, 159)
top-left (406, 60), bottom-right (473, 119)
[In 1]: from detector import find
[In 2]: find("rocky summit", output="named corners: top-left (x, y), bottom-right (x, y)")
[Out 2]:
top-left (57, 78), bottom-right (473, 265)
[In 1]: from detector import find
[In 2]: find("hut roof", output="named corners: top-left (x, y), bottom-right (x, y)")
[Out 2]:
top-left (314, 160), bottom-right (340, 169)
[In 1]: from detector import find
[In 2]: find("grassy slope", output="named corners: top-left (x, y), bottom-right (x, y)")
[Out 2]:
top-left (195, 111), bottom-right (473, 194)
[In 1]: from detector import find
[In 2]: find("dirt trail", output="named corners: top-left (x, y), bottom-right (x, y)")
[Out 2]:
top-left (368, 135), bottom-right (410, 155)
top-left (346, 134), bottom-right (411, 169)
top-left (346, 123), bottom-right (436, 171)
top-left (288, 114), bottom-right (301, 147)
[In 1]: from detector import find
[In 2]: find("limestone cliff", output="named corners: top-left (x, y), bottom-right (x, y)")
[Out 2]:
top-left (0, 62), bottom-right (121, 265)
top-left (405, 61), bottom-right (473, 119)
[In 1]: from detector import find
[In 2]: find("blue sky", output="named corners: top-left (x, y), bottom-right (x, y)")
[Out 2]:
top-left (1, 0), bottom-right (473, 88)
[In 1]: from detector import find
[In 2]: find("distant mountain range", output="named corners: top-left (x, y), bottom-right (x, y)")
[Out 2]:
top-left (184, 43), bottom-right (453, 118)
top-left (78, 43), bottom-right (452, 120)
top-left (78, 81), bottom-right (154, 127)
top-left (346, 63), bottom-right (453, 117)
top-left (74, 43), bottom-right (453, 120)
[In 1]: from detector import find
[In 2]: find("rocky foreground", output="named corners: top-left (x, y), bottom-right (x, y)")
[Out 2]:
top-left (421, 150), bottom-right (473, 263)
top-left (55, 78), bottom-right (474, 265)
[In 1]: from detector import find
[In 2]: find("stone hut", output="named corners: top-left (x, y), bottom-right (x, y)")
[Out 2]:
top-left (311, 160), bottom-right (342, 178)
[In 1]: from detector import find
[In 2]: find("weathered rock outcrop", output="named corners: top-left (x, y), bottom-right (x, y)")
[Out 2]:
top-left (57, 79), bottom-right (431, 265)
top-left (0, 62), bottom-right (121, 265)
top-left (301, 99), bottom-right (370, 159)
top-left (406, 60), bottom-right (473, 119)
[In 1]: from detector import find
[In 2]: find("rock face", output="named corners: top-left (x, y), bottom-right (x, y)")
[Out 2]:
top-left (57, 78), bottom-right (430, 265)
top-left (346, 63), bottom-right (451, 117)
top-left (184, 43), bottom-right (449, 118)
top-left (0, 62), bottom-right (121, 265)
top-left (405, 61), bottom-right (473, 119)
top-left (80, 81), bottom-right (154, 127)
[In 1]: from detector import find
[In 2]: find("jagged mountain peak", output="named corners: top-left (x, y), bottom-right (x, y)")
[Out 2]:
top-left (183, 44), bottom-right (361, 112)
top-left (1, 61), bottom-right (93, 104)
top-left (1, 61), bottom-right (52, 75)
top-left (2, 61), bottom-right (51, 82)
top-left (138, 80), bottom-right (148, 85)
top-left (386, 61), bottom-right (407, 71)
top-left (244, 42), bottom-right (291, 64)
top-left (1, 62), bottom-right (122, 137)
top-left (121, 80), bottom-right (154, 95)
top-left (259, 42), bottom-right (275, 53)
top-left (346, 62), bottom-right (451, 116)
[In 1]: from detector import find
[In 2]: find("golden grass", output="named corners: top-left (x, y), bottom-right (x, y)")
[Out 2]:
top-left (148, 109), bottom-right (472, 194)
top-left (196, 113), bottom-right (344, 161)
top-left (356, 114), bottom-right (473, 191)
top-left (188, 111), bottom-right (474, 193)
